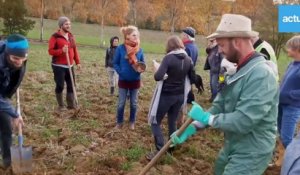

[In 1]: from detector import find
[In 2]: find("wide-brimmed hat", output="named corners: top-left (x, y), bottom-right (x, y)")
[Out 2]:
top-left (207, 14), bottom-right (259, 39)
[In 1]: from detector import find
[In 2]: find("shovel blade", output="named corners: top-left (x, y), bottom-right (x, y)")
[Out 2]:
top-left (10, 146), bottom-right (32, 173)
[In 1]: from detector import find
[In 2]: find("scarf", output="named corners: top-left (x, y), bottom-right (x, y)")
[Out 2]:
top-left (183, 40), bottom-right (193, 45)
top-left (167, 48), bottom-right (187, 55)
top-left (124, 39), bottom-right (139, 65)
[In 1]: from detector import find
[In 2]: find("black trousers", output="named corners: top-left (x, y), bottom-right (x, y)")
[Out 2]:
top-left (151, 94), bottom-right (184, 150)
top-left (52, 65), bottom-right (75, 94)
top-left (0, 111), bottom-right (12, 166)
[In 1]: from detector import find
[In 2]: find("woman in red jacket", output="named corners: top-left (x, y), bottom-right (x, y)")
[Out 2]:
top-left (48, 16), bottom-right (81, 111)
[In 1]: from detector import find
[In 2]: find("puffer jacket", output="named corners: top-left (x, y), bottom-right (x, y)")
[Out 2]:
top-left (48, 31), bottom-right (80, 65)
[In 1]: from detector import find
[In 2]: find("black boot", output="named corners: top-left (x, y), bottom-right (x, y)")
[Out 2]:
top-left (110, 87), bottom-right (114, 95)
top-left (56, 93), bottom-right (66, 112)
top-left (66, 93), bottom-right (77, 109)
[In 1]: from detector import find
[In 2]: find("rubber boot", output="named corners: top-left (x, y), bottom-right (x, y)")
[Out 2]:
top-left (66, 93), bottom-right (77, 109)
top-left (275, 139), bottom-right (285, 166)
top-left (110, 87), bottom-right (114, 96)
top-left (56, 93), bottom-right (66, 112)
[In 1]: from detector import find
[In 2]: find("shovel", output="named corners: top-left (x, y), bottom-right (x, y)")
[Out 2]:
top-left (66, 50), bottom-right (80, 117)
top-left (10, 89), bottom-right (32, 173)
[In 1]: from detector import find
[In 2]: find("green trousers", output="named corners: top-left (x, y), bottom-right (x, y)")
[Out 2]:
top-left (214, 148), bottom-right (272, 175)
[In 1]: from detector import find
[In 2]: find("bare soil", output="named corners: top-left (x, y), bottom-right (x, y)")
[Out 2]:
top-left (0, 62), bottom-right (281, 175)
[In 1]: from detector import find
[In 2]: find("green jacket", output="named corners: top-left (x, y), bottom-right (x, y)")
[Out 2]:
top-left (209, 54), bottom-right (278, 154)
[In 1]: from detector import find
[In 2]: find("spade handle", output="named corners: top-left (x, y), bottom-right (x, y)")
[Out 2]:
top-left (16, 89), bottom-right (23, 146)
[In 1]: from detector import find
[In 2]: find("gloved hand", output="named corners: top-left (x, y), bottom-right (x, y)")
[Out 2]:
top-left (170, 124), bottom-right (197, 146)
top-left (188, 102), bottom-right (211, 125)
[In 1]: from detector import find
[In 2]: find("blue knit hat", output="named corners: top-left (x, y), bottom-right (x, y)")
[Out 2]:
top-left (5, 34), bottom-right (29, 58)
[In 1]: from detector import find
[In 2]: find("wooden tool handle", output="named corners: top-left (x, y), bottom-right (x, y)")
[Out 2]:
top-left (66, 51), bottom-right (79, 106)
top-left (138, 117), bottom-right (193, 175)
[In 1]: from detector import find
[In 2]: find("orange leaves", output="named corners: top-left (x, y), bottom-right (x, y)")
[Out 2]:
top-left (23, 0), bottom-right (278, 37)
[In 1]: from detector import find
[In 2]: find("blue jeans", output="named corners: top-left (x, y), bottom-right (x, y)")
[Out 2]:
top-left (278, 104), bottom-right (300, 148)
top-left (210, 72), bottom-right (219, 100)
top-left (116, 88), bottom-right (138, 124)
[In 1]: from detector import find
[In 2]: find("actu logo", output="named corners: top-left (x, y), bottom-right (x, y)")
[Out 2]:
top-left (282, 15), bottom-right (300, 22)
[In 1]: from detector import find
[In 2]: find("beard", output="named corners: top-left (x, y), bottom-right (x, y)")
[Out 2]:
top-left (225, 41), bottom-right (239, 64)
top-left (6, 56), bottom-right (24, 70)
top-left (61, 26), bottom-right (70, 33)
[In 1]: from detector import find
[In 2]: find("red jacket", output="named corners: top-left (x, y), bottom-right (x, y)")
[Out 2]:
top-left (48, 31), bottom-right (80, 65)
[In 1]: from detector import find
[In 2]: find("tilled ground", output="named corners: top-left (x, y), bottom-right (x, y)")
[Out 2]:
top-left (0, 63), bottom-right (281, 175)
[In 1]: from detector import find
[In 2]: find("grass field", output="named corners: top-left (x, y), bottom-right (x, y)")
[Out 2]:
top-left (27, 18), bottom-right (207, 54)
top-left (0, 18), bottom-right (290, 174)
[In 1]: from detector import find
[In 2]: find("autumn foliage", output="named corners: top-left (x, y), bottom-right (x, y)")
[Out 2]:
top-left (23, 0), bottom-right (275, 33)
top-left (21, 0), bottom-right (299, 56)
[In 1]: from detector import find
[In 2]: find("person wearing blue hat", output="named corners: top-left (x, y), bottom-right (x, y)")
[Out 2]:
top-left (0, 34), bottom-right (28, 168)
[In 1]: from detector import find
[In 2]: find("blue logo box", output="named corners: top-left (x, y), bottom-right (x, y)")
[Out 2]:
top-left (278, 5), bottom-right (300, 33)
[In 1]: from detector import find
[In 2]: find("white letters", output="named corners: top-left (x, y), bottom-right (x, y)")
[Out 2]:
top-left (282, 15), bottom-right (300, 23)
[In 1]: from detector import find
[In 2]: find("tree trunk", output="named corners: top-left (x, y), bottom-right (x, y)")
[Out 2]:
top-left (132, 0), bottom-right (137, 25)
top-left (100, 15), bottom-right (104, 47)
top-left (170, 1), bottom-right (176, 33)
top-left (40, 0), bottom-right (44, 42)
top-left (170, 17), bottom-right (175, 33)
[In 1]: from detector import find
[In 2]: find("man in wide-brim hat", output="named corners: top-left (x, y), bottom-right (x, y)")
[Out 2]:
top-left (171, 14), bottom-right (279, 175)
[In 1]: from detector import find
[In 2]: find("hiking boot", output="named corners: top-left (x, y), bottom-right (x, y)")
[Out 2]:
top-left (146, 150), bottom-right (159, 160)
top-left (115, 124), bottom-right (123, 129)
top-left (129, 123), bottom-right (135, 130)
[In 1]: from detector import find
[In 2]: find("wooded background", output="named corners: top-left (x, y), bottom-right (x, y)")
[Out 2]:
top-left (1, 0), bottom-right (300, 57)
top-left (22, 0), bottom-right (299, 57)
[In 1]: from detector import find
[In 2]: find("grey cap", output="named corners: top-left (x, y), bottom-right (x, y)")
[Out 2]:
top-left (182, 27), bottom-right (196, 38)
top-left (58, 16), bottom-right (70, 27)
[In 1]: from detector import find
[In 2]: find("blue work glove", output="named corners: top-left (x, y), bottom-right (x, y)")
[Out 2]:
top-left (188, 102), bottom-right (211, 125)
top-left (170, 124), bottom-right (197, 146)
